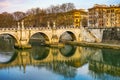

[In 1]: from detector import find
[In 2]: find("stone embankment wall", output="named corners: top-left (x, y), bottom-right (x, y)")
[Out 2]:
top-left (81, 27), bottom-right (120, 43)
top-left (102, 28), bottom-right (120, 42)
top-left (80, 27), bottom-right (103, 42)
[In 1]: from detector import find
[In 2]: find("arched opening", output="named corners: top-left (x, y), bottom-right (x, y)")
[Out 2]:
top-left (59, 31), bottom-right (76, 42)
top-left (29, 32), bottom-right (49, 46)
top-left (60, 45), bottom-right (76, 57)
top-left (0, 51), bottom-right (18, 64)
top-left (0, 34), bottom-right (17, 51)
top-left (31, 46), bottom-right (50, 60)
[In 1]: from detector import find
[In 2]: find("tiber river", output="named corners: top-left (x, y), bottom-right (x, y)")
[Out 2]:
top-left (0, 36), bottom-right (120, 80)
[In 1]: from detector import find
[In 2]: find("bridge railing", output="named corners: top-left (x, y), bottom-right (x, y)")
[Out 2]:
top-left (56, 25), bottom-right (80, 29)
top-left (0, 26), bottom-right (81, 31)
top-left (25, 25), bottom-right (81, 30)
top-left (25, 27), bottom-right (52, 30)
top-left (0, 28), bottom-right (18, 31)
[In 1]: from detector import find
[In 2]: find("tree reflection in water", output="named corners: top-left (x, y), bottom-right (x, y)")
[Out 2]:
top-left (0, 36), bottom-right (15, 52)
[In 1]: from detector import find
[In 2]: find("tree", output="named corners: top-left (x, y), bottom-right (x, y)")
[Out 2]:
top-left (12, 11), bottom-right (25, 21)
top-left (60, 3), bottom-right (75, 12)
top-left (67, 3), bottom-right (75, 11)
top-left (25, 8), bottom-right (47, 27)
top-left (60, 3), bottom-right (67, 12)
top-left (0, 12), bottom-right (15, 28)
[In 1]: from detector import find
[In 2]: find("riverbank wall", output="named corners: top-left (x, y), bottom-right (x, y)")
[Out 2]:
top-left (102, 28), bottom-right (120, 43)
top-left (66, 41), bottom-right (120, 50)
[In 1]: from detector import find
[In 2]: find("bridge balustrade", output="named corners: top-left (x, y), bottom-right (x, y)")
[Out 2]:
top-left (25, 27), bottom-right (51, 31)
top-left (0, 25), bottom-right (80, 31)
top-left (56, 26), bottom-right (76, 30)
top-left (57, 26), bottom-right (63, 29)
top-left (0, 28), bottom-right (18, 31)
top-left (25, 28), bottom-right (30, 30)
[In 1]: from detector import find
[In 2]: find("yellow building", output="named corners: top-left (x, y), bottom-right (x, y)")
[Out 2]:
top-left (106, 6), bottom-right (120, 27)
top-left (88, 4), bottom-right (107, 27)
top-left (73, 9), bottom-right (88, 27)
top-left (88, 4), bottom-right (120, 28)
top-left (74, 11), bottom-right (81, 27)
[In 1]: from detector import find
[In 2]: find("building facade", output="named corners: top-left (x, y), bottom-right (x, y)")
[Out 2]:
top-left (88, 4), bottom-right (107, 27)
top-left (74, 11), bottom-right (81, 27)
top-left (73, 9), bottom-right (88, 27)
top-left (106, 6), bottom-right (120, 27)
top-left (88, 4), bottom-right (120, 28)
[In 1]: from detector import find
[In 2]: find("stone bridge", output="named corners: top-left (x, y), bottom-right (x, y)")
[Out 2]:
top-left (0, 21), bottom-right (104, 48)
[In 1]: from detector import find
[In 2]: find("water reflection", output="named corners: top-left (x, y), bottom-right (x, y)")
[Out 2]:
top-left (0, 52), bottom-right (17, 63)
top-left (0, 37), bottom-right (14, 51)
top-left (31, 46), bottom-right (49, 60)
top-left (0, 41), bottom-right (120, 80)
top-left (60, 45), bottom-right (76, 57)
top-left (0, 45), bottom-right (96, 80)
top-left (89, 49), bottom-right (120, 79)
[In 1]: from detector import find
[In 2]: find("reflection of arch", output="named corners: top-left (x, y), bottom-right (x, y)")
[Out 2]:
top-left (32, 46), bottom-right (50, 60)
top-left (29, 32), bottom-right (49, 44)
top-left (59, 31), bottom-right (76, 42)
top-left (0, 52), bottom-right (18, 64)
top-left (60, 45), bottom-right (76, 57)
top-left (0, 33), bottom-right (18, 43)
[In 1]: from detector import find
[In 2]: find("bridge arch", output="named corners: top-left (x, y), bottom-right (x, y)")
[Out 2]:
top-left (29, 32), bottom-right (50, 45)
top-left (0, 33), bottom-right (19, 44)
top-left (59, 31), bottom-right (77, 42)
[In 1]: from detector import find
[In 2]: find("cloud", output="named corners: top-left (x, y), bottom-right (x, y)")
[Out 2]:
top-left (0, 0), bottom-right (11, 8)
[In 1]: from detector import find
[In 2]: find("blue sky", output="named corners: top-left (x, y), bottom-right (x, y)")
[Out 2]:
top-left (0, 0), bottom-right (120, 13)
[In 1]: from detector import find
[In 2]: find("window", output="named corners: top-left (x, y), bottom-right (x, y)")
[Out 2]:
top-left (107, 10), bottom-right (110, 13)
top-left (74, 16), bottom-right (80, 18)
top-left (111, 9), bottom-right (114, 12)
top-left (76, 19), bottom-right (79, 22)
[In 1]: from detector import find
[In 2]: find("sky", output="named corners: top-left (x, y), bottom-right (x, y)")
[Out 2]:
top-left (0, 0), bottom-right (120, 13)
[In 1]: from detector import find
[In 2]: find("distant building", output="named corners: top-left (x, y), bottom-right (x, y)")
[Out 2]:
top-left (88, 4), bottom-right (120, 28)
top-left (88, 4), bottom-right (107, 27)
top-left (72, 9), bottom-right (88, 27)
top-left (106, 5), bottom-right (120, 27)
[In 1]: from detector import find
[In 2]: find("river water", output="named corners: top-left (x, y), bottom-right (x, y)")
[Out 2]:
top-left (0, 38), bottom-right (120, 80)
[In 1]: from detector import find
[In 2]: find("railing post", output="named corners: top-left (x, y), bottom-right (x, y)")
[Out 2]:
top-left (21, 20), bottom-right (25, 30)
top-left (51, 21), bottom-right (58, 44)
top-left (17, 22), bottom-right (20, 30)
top-left (53, 21), bottom-right (56, 29)
top-left (47, 21), bottom-right (50, 28)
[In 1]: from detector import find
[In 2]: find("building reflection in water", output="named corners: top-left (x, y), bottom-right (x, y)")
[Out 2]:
top-left (89, 48), bottom-right (120, 79)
